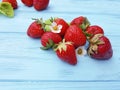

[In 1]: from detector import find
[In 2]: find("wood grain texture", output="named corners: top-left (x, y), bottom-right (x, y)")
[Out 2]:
top-left (0, 81), bottom-right (120, 90)
top-left (0, 0), bottom-right (120, 89)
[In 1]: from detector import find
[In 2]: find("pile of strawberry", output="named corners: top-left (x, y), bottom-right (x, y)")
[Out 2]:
top-left (27, 16), bottom-right (113, 65)
top-left (1, 0), bottom-right (49, 11)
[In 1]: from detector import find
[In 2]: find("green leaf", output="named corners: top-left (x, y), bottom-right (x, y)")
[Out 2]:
top-left (44, 18), bottom-right (54, 32)
top-left (0, 2), bottom-right (14, 18)
top-left (40, 39), bottom-right (54, 50)
top-left (44, 25), bottom-right (51, 32)
top-left (80, 17), bottom-right (90, 31)
top-left (84, 32), bottom-right (92, 37)
top-left (44, 19), bottom-right (52, 25)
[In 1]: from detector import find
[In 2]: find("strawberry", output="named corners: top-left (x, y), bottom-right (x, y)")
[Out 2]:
top-left (70, 16), bottom-right (90, 31)
top-left (54, 18), bottom-right (69, 37)
top-left (41, 32), bottom-right (62, 49)
top-left (27, 18), bottom-right (45, 38)
top-left (54, 39), bottom-right (77, 65)
top-left (2, 0), bottom-right (18, 9)
top-left (33, 0), bottom-right (49, 11)
top-left (45, 17), bottom-right (69, 37)
top-left (87, 34), bottom-right (113, 60)
top-left (64, 25), bottom-right (86, 48)
top-left (86, 25), bottom-right (104, 39)
top-left (21, 0), bottom-right (33, 7)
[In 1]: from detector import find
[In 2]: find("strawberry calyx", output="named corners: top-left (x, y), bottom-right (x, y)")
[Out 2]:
top-left (44, 17), bottom-right (56, 32)
top-left (44, 19), bottom-right (52, 32)
top-left (40, 39), bottom-right (54, 50)
top-left (83, 32), bottom-right (92, 40)
top-left (44, 17), bottom-right (63, 33)
top-left (44, 17), bottom-right (56, 25)
top-left (49, 17), bottom-right (55, 23)
top-left (54, 39), bottom-right (73, 53)
top-left (80, 17), bottom-right (90, 31)
top-left (44, 17), bottom-right (54, 25)
top-left (90, 34), bottom-right (104, 44)
top-left (32, 18), bottom-right (46, 31)
top-left (88, 34), bottom-right (105, 55)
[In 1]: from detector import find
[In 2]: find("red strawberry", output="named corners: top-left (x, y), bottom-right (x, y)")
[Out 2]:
top-left (54, 39), bottom-right (77, 65)
top-left (86, 25), bottom-right (104, 39)
top-left (53, 18), bottom-right (69, 37)
top-left (21, 0), bottom-right (33, 7)
top-left (27, 19), bottom-right (45, 38)
top-left (70, 16), bottom-right (90, 31)
top-left (33, 0), bottom-right (49, 11)
top-left (46, 17), bottom-right (69, 37)
top-left (41, 32), bottom-right (62, 49)
top-left (64, 25), bottom-right (86, 48)
top-left (2, 0), bottom-right (18, 9)
top-left (87, 34), bottom-right (113, 60)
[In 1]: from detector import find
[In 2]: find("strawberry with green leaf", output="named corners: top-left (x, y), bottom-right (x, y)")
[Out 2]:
top-left (70, 16), bottom-right (90, 31)
top-left (27, 18), bottom-right (45, 38)
top-left (41, 32), bottom-right (62, 50)
top-left (87, 34), bottom-right (113, 60)
top-left (45, 17), bottom-right (69, 37)
top-left (86, 25), bottom-right (104, 39)
top-left (54, 39), bottom-right (77, 65)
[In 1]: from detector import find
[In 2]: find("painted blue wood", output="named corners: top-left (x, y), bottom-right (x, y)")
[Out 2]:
top-left (0, 0), bottom-right (120, 89)
top-left (0, 81), bottom-right (120, 90)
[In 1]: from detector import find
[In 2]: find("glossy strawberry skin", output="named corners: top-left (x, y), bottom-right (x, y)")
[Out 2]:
top-left (2, 0), bottom-right (18, 9)
top-left (27, 21), bottom-right (45, 38)
top-left (41, 32), bottom-right (62, 47)
top-left (54, 18), bottom-right (69, 37)
top-left (88, 35), bottom-right (113, 60)
top-left (56, 44), bottom-right (77, 65)
top-left (70, 16), bottom-right (90, 31)
top-left (21, 0), bottom-right (33, 7)
top-left (71, 16), bottom-right (85, 26)
top-left (64, 25), bottom-right (86, 48)
top-left (86, 25), bottom-right (104, 39)
top-left (33, 0), bottom-right (49, 11)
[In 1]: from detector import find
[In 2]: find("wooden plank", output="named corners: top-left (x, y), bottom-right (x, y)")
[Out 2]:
top-left (0, 80), bottom-right (120, 90)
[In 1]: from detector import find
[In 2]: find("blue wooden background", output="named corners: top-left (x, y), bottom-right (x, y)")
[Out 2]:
top-left (0, 0), bottom-right (120, 89)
